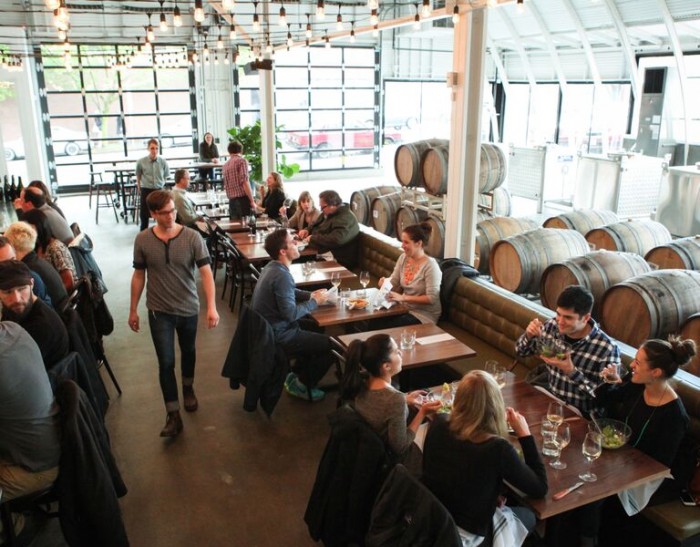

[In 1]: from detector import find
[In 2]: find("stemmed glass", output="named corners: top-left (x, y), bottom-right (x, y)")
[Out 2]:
top-left (579, 431), bottom-right (603, 482)
top-left (547, 402), bottom-right (564, 427)
top-left (331, 272), bottom-right (341, 292)
top-left (359, 271), bottom-right (370, 297)
top-left (550, 423), bottom-right (571, 470)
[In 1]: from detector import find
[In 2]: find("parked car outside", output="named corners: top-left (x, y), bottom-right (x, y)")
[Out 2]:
top-left (285, 122), bottom-right (404, 157)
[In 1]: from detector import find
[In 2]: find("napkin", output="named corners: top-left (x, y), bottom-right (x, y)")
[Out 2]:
top-left (376, 300), bottom-right (396, 310)
top-left (323, 286), bottom-right (338, 305)
top-left (416, 333), bottom-right (455, 345)
top-left (372, 279), bottom-right (393, 307)
top-left (322, 266), bottom-right (347, 272)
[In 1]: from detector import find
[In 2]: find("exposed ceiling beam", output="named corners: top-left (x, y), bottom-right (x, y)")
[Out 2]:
top-left (495, 7), bottom-right (536, 88)
top-left (601, 0), bottom-right (639, 97)
top-left (527, 1), bottom-right (567, 89)
top-left (561, 0), bottom-right (601, 87)
top-left (487, 37), bottom-right (510, 89)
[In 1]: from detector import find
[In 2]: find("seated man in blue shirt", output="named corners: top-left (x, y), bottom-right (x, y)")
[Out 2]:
top-left (515, 284), bottom-right (621, 416)
top-left (251, 229), bottom-right (334, 401)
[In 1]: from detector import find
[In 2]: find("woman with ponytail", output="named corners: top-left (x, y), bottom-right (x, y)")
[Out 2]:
top-left (340, 333), bottom-right (441, 461)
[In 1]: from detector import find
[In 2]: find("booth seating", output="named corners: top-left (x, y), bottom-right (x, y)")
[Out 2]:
top-left (355, 225), bottom-right (700, 546)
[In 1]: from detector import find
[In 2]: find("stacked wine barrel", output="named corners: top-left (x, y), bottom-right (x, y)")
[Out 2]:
top-left (350, 186), bottom-right (400, 226)
top-left (544, 209), bottom-right (619, 235)
top-left (645, 235), bottom-right (700, 270)
top-left (390, 139), bottom-right (511, 258)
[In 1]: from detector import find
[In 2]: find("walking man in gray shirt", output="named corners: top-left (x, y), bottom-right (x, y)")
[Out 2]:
top-left (129, 190), bottom-right (219, 438)
top-left (135, 138), bottom-right (170, 231)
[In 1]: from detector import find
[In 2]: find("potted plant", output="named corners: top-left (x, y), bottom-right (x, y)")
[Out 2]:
top-left (227, 120), bottom-right (300, 183)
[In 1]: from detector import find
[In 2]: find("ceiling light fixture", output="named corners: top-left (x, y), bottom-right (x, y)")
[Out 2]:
top-left (336, 5), bottom-right (343, 30)
top-left (316, 0), bottom-right (325, 21)
top-left (452, 5), bottom-right (459, 23)
top-left (350, 22), bottom-right (356, 43)
top-left (413, 4), bottom-right (420, 28)
top-left (159, 1), bottom-right (168, 31)
top-left (306, 14), bottom-right (312, 38)
top-left (230, 24), bottom-right (236, 40)
top-left (279, 5), bottom-right (287, 27)
top-left (370, 8), bottom-right (378, 25)
top-left (217, 25), bottom-right (224, 48)
top-left (252, 2), bottom-right (260, 31)
top-left (222, 0), bottom-right (234, 10)
top-left (173, 3), bottom-right (182, 27)
top-left (421, 0), bottom-right (431, 18)
top-left (372, 24), bottom-right (379, 37)
top-left (516, 0), bottom-right (525, 13)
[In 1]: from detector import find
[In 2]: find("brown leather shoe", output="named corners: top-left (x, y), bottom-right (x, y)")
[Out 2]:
top-left (160, 411), bottom-right (183, 437)
top-left (183, 386), bottom-right (198, 412)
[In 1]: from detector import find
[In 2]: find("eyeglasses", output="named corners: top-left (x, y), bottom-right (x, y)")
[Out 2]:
top-left (320, 203), bottom-right (334, 212)
top-left (155, 208), bottom-right (176, 216)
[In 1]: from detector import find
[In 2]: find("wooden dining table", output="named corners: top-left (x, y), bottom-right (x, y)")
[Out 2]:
top-left (500, 380), bottom-right (671, 520)
top-left (213, 219), bottom-right (248, 233)
top-left (336, 323), bottom-right (476, 370)
top-left (231, 237), bottom-right (319, 263)
top-left (288, 260), bottom-right (357, 288)
top-left (309, 288), bottom-right (411, 328)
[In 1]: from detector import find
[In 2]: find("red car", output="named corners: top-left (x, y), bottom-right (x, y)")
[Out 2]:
top-left (285, 124), bottom-right (403, 157)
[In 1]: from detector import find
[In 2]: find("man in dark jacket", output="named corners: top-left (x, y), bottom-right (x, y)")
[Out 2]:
top-left (298, 190), bottom-right (360, 269)
top-left (0, 260), bottom-right (69, 369)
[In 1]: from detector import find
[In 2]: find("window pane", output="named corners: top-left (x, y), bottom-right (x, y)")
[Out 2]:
top-left (240, 88), bottom-right (260, 110)
top-left (276, 67), bottom-right (308, 87)
top-left (276, 89), bottom-right (309, 109)
top-left (47, 93), bottom-right (84, 115)
top-left (158, 91), bottom-right (190, 113)
top-left (344, 48), bottom-right (374, 66)
top-left (122, 68), bottom-right (155, 90)
top-left (311, 111), bottom-right (342, 129)
top-left (55, 163), bottom-right (91, 187)
top-left (559, 85), bottom-right (595, 152)
top-left (44, 68), bottom-right (82, 92)
top-left (502, 84), bottom-right (529, 146)
top-left (310, 68), bottom-right (343, 88)
top-left (310, 89), bottom-right (342, 108)
top-left (277, 111), bottom-right (309, 130)
top-left (344, 68), bottom-right (374, 86)
top-left (123, 92), bottom-right (157, 114)
top-left (82, 68), bottom-right (119, 91)
top-left (309, 47), bottom-right (342, 65)
top-left (345, 89), bottom-right (374, 108)
top-left (155, 67), bottom-right (189, 89)
top-left (125, 115), bottom-right (158, 139)
top-left (240, 111), bottom-right (261, 127)
top-left (528, 84), bottom-right (559, 146)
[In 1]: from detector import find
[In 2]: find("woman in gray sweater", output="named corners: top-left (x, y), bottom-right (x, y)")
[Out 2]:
top-left (340, 333), bottom-right (441, 461)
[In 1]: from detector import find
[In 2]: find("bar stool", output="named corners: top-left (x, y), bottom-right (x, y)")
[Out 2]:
top-left (93, 173), bottom-right (119, 224)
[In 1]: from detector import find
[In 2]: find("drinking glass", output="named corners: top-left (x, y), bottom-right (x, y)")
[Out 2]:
top-left (331, 272), bottom-right (341, 291)
top-left (485, 360), bottom-right (506, 388)
top-left (550, 423), bottom-right (571, 470)
top-left (541, 418), bottom-right (558, 457)
top-left (400, 329), bottom-right (416, 351)
top-left (359, 271), bottom-right (370, 296)
top-left (579, 432), bottom-right (603, 482)
top-left (601, 363), bottom-right (621, 384)
top-left (547, 402), bottom-right (564, 427)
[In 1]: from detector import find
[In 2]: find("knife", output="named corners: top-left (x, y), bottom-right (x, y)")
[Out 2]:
top-left (553, 481), bottom-right (584, 501)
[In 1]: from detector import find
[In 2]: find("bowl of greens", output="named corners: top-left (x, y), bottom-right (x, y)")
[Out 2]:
top-left (594, 419), bottom-right (632, 449)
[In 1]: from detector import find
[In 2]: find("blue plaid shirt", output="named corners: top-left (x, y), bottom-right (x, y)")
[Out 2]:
top-left (515, 318), bottom-right (621, 415)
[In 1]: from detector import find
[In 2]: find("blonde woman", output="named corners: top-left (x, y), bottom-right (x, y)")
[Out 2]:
top-left (422, 371), bottom-right (547, 546)
top-left (285, 191), bottom-right (321, 231)
top-left (256, 172), bottom-right (286, 220)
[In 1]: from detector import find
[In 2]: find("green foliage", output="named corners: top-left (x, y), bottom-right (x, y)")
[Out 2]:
top-left (227, 120), bottom-right (300, 183)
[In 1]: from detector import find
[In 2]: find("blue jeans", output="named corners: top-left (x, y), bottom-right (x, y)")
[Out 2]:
top-left (148, 310), bottom-right (198, 412)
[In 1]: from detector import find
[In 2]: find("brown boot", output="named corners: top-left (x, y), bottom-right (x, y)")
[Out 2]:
top-left (183, 386), bottom-right (198, 412)
top-left (160, 410), bottom-right (183, 437)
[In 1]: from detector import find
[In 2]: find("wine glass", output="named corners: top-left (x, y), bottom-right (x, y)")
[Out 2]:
top-left (359, 271), bottom-right (370, 296)
top-left (579, 431), bottom-right (603, 482)
top-left (550, 423), bottom-right (571, 470)
top-left (331, 272), bottom-right (341, 291)
top-left (547, 402), bottom-right (564, 427)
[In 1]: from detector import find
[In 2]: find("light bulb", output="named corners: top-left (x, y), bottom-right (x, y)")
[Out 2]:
top-left (350, 29), bottom-right (356, 43)
top-left (452, 5), bottom-right (459, 23)
top-left (325, 35), bottom-right (331, 48)
top-left (192, 51), bottom-right (198, 62)
top-left (516, 0), bottom-right (525, 13)
top-left (203, 43), bottom-right (209, 56)
top-left (287, 32), bottom-right (293, 47)
top-left (160, 13), bottom-right (168, 31)
top-left (57, 28), bottom-right (66, 41)
top-left (224, 53), bottom-right (230, 65)
top-left (316, 0), bottom-right (325, 20)
top-left (421, 0), bottom-right (431, 17)
top-left (194, 0), bottom-right (205, 23)
top-left (413, 13), bottom-right (420, 29)
top-left (217, 36), bottom-right (223, 49)
top-left (253, 14), bottom-right (260, 32)
top-left (367, 0), bottom-right (378, 9)
top-left (372, 24), bottom-right (379, 37)
top-left (306, 22), bottom-right (312, 38)
top-left (370, 8), bottom-right (378, 25)
top-left (230, 25), bottom-right (236, 40)
top-left (337, 14), bottom-right (343, 30)
top-left (222, 0), bottom-right (234, 9)
top-left (147, 25), bottom-right (155, 42)
top-left (45, 0), bottom-right (60, 9)
top-left (173, 6), bottom-right (182, 27)
top-left (279, 6), bottom-right (287, 27)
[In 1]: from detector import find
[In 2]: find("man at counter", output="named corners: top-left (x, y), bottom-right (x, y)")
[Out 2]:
top-left (515, 285), bottom-right (621, 415)
top-left (298, 190), bottom-right (360, 269)
top-left (136, 138), bottom-right (170, 231)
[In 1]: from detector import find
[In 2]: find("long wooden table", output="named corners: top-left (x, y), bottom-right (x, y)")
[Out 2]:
top-left (501, 380), bottom-right (670, 519)
top-left (309, 288), bottom-right (410, 328)
top-left (336, 323), bottom-right (476, 370)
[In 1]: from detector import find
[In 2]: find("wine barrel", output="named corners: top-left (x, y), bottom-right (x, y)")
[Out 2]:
top-left (423, 216), bottom-right (445, 259)
top-left (350, 186), bottom-right (400, 225)
top-left (540, 251), bottom-right (651, 320)
top-left (544, 209), bottom-right (619, 235)
top-left (489, 228), bottom-right (589, 294)
top-left (600, 270), bottom-right (700, 347)
top-left (478, 187), bottom-right (512, 217)
top-left (394, 139), bottom-right (448, 188)
top-left (475, 217), bottom-right (540, 275)
top-left (645, 236), bottom-right (700, 270)
top-left (395, 205), bottom-right (429, 236)
top-left (680, 313), bottom-right (700, 376)
top-left (422, 142), bottom-right (507, 196)
top-left (370, 193), bottom-right (402, 237)
top-left (585, 220), bottom-right (672, 257)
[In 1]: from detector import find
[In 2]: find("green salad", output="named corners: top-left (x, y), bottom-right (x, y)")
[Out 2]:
top-left (601, 424), bottom-right (627, 448)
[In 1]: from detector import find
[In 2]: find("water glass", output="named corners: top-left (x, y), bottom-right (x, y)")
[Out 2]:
top-left (601, 363), bottom-right (621, 383)
top-left (400, 329), bottom-right (416, 351)
top-left (485, 360), bottom-right (506, 388)
top-left (541, 418), bottom-right (559, 457)
top-left (340, 288), bottom-right (351, 308)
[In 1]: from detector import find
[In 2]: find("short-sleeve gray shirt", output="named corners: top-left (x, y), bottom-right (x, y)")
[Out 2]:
top-left (133, 227), bottom-right (210, 316)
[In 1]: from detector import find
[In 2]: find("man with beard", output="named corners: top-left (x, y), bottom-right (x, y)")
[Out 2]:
top-left (0, 260), bottom-right (69, 369)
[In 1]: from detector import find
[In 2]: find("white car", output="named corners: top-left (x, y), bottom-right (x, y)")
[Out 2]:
top-left (4, 127), bottom-right (89, 160)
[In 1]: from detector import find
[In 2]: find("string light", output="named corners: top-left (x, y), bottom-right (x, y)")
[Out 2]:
top-left (370, 8), bottom-right (378, 25)
top-left (57, 28), bottom-right (67, 41)
top-left (253, 2), bottom-right (260, 32)
top-left (452, 5), bottom-right (459, 23)
top-left (325, 33), bottom-right (331, 48)
top-left (305, 39), bottom-right (310, 49)
top-left (279, 5), bottom-right (287, 27)
top-left (203, 39), bottom-right (209, 57)
top-left (194, 0), bottom-right (205, 23)
top-left (147, 22), bottom-right (155, 43)
top-left (222, 0), bottom-right (234, 10)
top-left (350, 22), bottom-right (356, 43)
top-left (413, 4), bottom-right (420, 28)
top-left (159, 1), bottom-right (168, 31)
top-left (516, 0), bottom-right (525, 13)
top-left (224, 52), bottom-right (230, 65)
top-left (316, 0), bottom-right (325, 20)
top-left (217, 24), bottom-right (224, 48)
top-left (287, 28), bottom-right (294, 47)
top-left (367, 0), bottom-right (378, 9)
top-left (421, 0), bottom-right (431, 17)
top-left (306, 14), bottom-right (312, 38)
top-left (372, 24), bottom-right (379, 37)
top-left (173, 3), bottom-right (182, 27)
top-left (45, 0), bottom-right (60, 9)
top-left (230, 24), bottom-right (237, 40)
top-left (336, 5), bottom-right (343, 30)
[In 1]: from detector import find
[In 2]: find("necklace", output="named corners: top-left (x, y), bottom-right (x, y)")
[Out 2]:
top-left (625, 383), bottom-right (668, 448)
top-left (403, 256), bottom-right (423, 285)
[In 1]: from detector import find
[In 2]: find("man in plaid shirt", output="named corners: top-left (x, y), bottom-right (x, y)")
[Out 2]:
top-left (515, 285), bottom-right (620, 415)
top-left (222, 140), bottom-right (256, 219)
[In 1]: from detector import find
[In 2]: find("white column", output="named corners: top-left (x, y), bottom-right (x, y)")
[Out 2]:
top-left (259, 67), bottom-right (276, 180)
top-left (444, 7), bottom-right (487, 263)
